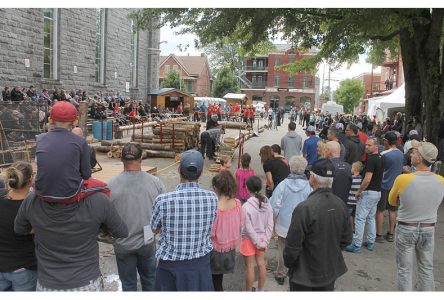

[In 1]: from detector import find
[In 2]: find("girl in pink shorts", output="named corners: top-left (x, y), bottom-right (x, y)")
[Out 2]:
top-left (240, 176), bottom-right (274, 291)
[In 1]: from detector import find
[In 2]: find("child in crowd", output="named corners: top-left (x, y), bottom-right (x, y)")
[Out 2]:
top-left (240, 176), bottom-right (273, 292)
top-left (347, 161), bottom-right (363, 231)
top-left (210, 171), bottom-right (243, 291)
top-left (219, 157), bottom-right (232, 173)
top-left (35, 101), bottom-right (91, 203)
top-left (235, 153), bottom-right (256, 204)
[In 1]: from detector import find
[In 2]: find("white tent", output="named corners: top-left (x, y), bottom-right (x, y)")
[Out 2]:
top-left (367, 83), bottom-right (405, 120)
top-left (321, 101), bottom-right (343, 115)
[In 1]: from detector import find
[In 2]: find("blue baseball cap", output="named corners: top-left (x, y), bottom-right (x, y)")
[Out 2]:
top-left (180, 150), bottom-right (204, 180)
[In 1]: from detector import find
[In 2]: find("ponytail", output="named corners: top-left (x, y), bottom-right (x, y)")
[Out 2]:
top-left (246, 176), bottom-right (266, 208)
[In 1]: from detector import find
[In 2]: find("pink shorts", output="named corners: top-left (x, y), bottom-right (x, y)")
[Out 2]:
top-left (240, 238), bottom-right (266, 256)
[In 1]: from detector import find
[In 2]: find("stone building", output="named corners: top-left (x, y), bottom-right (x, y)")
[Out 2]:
top-left (0, 8), bottom-right (160, 102)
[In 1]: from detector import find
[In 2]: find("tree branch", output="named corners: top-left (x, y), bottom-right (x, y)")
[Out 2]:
top-left (366, 30), bottom-right (400, 41)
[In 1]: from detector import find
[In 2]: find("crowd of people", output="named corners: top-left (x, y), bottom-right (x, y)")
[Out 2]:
top-left (1, 96), bottom-right (444, 292)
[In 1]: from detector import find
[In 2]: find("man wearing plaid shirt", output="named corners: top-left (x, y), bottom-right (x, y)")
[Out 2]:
top-left (151, 150), bottom-right (218, 291)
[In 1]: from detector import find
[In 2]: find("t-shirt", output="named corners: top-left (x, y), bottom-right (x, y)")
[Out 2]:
top-left (364, 153), bottom-right (383, 192)
top-left (347, 175), bottom-right (362, 208)
top-left (0, 190), bottom-right (37, 272)
top-left (35, 128), bottom-right (91, 200)
top-left (302, 135), bottom-right (320, 166)
top-left (235, 168), bottom-right (256, 200)
top-left (263, 158), bottom-right (290, 190)
top-left (108, 171), bottom-right (166, 253)
top-left (381, 148), bottom-right (404, 190)
top-left (14, 192), bottom-right (128, 290)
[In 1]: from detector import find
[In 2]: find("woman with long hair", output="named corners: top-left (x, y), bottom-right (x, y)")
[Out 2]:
top-left (259, 145), bottom-right (290, 198)
top-left (0, 161), bottom-right (37, 291)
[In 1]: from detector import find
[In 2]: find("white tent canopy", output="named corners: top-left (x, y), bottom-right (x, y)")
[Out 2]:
top-left (223, 93), bottom-right (247, 100)
top-left (367, 83), bottom-right (405, 120)
top-left (321, 101), bottom-right (343, 115)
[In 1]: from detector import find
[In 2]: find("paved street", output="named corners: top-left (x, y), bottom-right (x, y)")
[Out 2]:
top-left (94, 116), bottom-right (444, 291)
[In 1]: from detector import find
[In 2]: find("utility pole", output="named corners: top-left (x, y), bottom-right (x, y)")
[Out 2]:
top-left (321, 62), bottom-right (325, 100)
top-left (328, 63), bottom-right (332, 102)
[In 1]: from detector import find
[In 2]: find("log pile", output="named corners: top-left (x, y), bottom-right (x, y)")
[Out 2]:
top-left (132, 121), bottom-right (201, 153)
top-left (93, 144), bottom-right (176, 160)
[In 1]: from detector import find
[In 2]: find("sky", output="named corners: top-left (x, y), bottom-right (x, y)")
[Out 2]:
top-left (160, 24), bottom-right (381, 93)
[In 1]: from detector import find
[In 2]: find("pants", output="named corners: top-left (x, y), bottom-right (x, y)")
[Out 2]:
top-left (290, 280), bottom-right (335, 291)
top-left (155, 253), bottom-right (214, 291)
top-left (212, 274), bottom-right (224, 291)
top-left (352, 190), bottom-right (381, 246)
top-left (200, 132), bottom-right (215, 159)
top-left (275, 236), bottom-right (287, 278)
top-left (115, 243), bottom-right (157, 291)
top-left (0, 269), bottom-right (36, 291)
top-left (36, 276), bottom-right (103, 291)
top-left (395, 224), bottom-right (435, 291)
top-left (438, 138), bottom-right (444, 161)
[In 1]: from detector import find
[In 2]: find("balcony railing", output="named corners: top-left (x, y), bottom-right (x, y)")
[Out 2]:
top-left (241, 83), bottom-right (266, 89)
top-left (244, 66), bottom-right (268, 71)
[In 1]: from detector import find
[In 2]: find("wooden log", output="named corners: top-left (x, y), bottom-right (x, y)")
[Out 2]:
top-left (94, 145), bottom-right (120, 153)
top-left (131, 134), bottom-right (155, 140)
top-left (153, 127), bottom-right (193, 134)
top-left (218, 121), bottom-right (248, 129)
top-left (143, 150), bottom-right (176, 158)
top-left (100, 140), bottom-right (174, 151)
top-left (116, 121), bottom-right (157, 132)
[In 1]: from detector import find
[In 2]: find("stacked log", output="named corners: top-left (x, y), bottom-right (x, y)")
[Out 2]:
top-left (93, 145), bottom-right (175, 160)
top-left (209, 163), bottom-right (221, 173)
top-left (217, 121), bottom-right (248, 130)
top-left (132, 122), bottom-right (201, 153)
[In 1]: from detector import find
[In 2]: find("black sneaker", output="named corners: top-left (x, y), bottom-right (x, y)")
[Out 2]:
top-left (251, 287), bottom-right (256, 292)
top-left (385, 232), bottom-right (394, 242)
top-left (375, 234), bottom-right (385, 243)
top-left (275, 276), bottom-right (285, 285)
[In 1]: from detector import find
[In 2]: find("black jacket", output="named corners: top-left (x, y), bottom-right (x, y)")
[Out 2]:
top-left (330, 157), bottom-right (352, 204)
top-left (284, 188), bottom-right (352, 287)
top-left (344, 135), bottom-right (363, 165)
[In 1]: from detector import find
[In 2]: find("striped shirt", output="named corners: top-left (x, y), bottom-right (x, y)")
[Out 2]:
top-left (347, 175), bottom-right (362, 207)
top-left (150, 182), bottom-right (218, 261)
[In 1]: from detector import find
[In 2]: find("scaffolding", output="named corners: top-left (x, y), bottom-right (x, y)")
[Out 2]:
top-left (0, 101), bottom-right (45, 167)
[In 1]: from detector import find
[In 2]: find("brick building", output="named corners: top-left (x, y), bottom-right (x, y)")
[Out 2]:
top-left (159, 54), bottom-right (212, 97)
top-left (240, 44), bottom-right (318, 110)
top-left (0, 8), bottom-right (160, 102)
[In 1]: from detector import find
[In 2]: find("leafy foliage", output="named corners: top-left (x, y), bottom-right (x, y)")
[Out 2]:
top-left (160, 70), bottom-right (185, 91)
top-left (212, 65), bottom-right (240, 98)
top-left (334, 79), bottom-right (365, 113)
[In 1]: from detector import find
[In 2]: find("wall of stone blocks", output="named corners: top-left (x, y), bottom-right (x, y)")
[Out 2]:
top-left (0, 8), bottom-right (160, 102)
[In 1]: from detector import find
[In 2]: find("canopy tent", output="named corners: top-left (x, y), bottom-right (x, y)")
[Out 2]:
top-left (321, 101), bottom-right (343, 115)
top-left (367, 83), bottom-right (405, 121)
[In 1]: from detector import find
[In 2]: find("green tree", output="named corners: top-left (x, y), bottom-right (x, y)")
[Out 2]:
top-left (212, 64), bottom-right (240, 98)
top-left (132, 8), bottom-right (444, 145)
top-left (204, 37), bottom-right (276, 75)
top-left (334, 79), bottom-right (365, 114)
top-left (160, 70), bottom-right (185, 91)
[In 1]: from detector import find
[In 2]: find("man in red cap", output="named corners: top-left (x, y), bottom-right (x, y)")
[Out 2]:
top-left (35, 101), bottom-right (91, 203)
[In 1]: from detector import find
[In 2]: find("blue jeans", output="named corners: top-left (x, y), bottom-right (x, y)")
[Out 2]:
top-left (395, 224), bottom-right (435, 291)
top-left (352, 190), bottom-right (381, 247)
top-left (115, 243), bottom-right (156, 291)
top-left (0, 268), bottom-right (37, 291)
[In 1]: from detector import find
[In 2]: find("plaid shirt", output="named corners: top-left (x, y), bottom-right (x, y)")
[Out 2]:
top-left (151, 182), bottom-right (218, 261)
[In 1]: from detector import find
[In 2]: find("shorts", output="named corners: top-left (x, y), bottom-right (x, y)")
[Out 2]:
top-left (240, 238), bottom-right (266, 257)
top-left (377, 189), bottom-right (398, 212)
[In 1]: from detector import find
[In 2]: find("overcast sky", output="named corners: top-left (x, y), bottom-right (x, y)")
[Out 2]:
top-left (160, 25), bottom-right (381, 92)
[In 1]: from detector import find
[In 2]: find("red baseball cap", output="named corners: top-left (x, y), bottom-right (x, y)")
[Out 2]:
top-left (50, 101), bottom-right (78, 122)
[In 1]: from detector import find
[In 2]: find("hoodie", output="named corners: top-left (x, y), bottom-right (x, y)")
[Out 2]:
top-left (269, 174), bottom-right (312, 238)
top-left (242, 196), bottom-right (274, 249)
top-left (281, 131), bottom-right (303, 161)
top-left (344, 135), bottom-right (363, 165)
